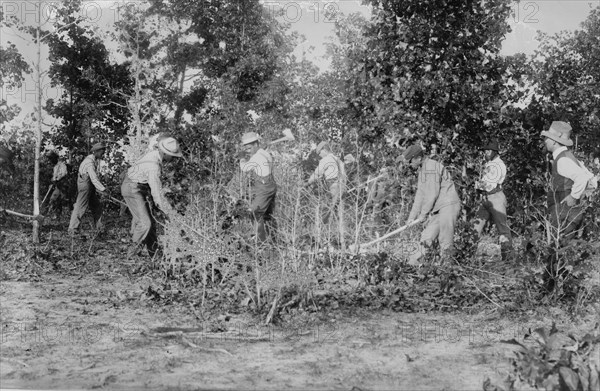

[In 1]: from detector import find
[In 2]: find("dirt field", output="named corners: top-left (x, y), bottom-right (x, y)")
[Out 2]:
top-left (1, 223), bottom-right (598, 390)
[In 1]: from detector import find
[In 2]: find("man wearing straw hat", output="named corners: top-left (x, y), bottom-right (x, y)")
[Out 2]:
top-left (68, 142), bottom-right (108, 237)
top-left (239, 132), bottom-right (277, 242)
top-left (307, 141), bottom-right (346, 224)
top-left (0, 144), bottom-right (15, 176)
top-left (403, 144), bottom-right (461, 265)
top-left (541, 121), bottom-right (596, 239)
top-left (541, 121), bottom-right (597, 289)
top-left (473, 139), bottom-right (514, 261)
top-left (122, 137), bottom-right (183, 258)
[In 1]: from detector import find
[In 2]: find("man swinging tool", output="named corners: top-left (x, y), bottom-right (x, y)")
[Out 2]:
top-left (0, 145), bottom-right (15, 176)
top-left (45, 150), bottom-right (69, 219)
top-left (403, 144), bottom-right (462, 266)
top-left (68, 143), bottom-right (108, 237)
top-left (121, 137), bottom-right (183, 259)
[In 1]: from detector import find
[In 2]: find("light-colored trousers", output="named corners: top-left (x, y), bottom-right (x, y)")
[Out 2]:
top-left (68, 179), bottom-right (103, 232)
top-left (474, 191), bottom-right (511, 243)
top-left (409, 201), bottom-right (461, 264)
top-left (121, 176), bottom-right (157, 248)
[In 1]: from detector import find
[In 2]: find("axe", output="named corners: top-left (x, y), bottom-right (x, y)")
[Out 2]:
top-left (269, 128), bottom-right (295, 145)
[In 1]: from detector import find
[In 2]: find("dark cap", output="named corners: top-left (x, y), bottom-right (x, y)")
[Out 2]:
top-left (481, 139), bottom-right (499, 152)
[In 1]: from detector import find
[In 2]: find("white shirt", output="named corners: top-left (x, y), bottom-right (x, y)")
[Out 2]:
top-left (312, 153), bottom-right (343, 182)
top-left (240, 149), bottom-right (273, 177)
top-left (78, 155), bottom-right (106, 192)
top-left (480, 156), bottom-right (507, 192)
top-left (127, 150), bottom-right (169, 211)
top-left (52, 161), bottom-right (68, 182)
top-left (553, 146), bottom-right (594, 200)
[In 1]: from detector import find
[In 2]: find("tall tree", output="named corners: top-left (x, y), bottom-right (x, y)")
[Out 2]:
top-left (354, 0), bottom-right (513, 166)
top-left (528, 6), bottom-right (600, 155)
top-left (0, 9), bottom-right (32, 126)
top-left (44, 0), bottom-right (131, 150)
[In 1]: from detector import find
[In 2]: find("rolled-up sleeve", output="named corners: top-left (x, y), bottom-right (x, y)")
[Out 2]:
top-left (557, 158), bottom-right (593, 200)
top-left (86, 164), bottom-right (106, 192)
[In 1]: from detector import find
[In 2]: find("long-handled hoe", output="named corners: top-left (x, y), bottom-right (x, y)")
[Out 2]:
top-left (348, 218), bottom-right (422, 254)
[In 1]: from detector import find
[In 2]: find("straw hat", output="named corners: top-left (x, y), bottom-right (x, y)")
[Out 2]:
top-left (540, 121), bottom-right (573, 146)
top-left (158, 137), bottom-right (183, 157)
top-left (241, 132), bottom-right (260, 145)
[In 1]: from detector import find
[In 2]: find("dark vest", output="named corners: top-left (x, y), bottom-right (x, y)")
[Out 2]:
top-left (548, 150), bottom-right (579, 208)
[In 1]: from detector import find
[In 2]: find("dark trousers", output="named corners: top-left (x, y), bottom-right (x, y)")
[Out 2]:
top-left (545, 201), bottom-right (586, 291)
top-left (48, 179), bottom-right (69, 217)
top-left (250, 180), bottom-right (277, 242)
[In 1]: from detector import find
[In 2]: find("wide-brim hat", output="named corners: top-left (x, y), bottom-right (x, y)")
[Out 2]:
top-left (241, 132), bottom-right (260, 146)
top-left (541, 121), bottom-right (573, 146)
top-left (402, 144), bottom-right (424, 161)
top-left (481, 139), bottom-right (499, 152)
top-left (90, 142), bottom-right (106, 152)
top-left (316, 141), bottom-right (329, 154)
top-left (158, 137), bottom-right (183, 157)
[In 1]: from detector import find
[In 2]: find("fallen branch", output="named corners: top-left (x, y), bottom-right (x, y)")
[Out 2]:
top-left (1, 208), bottom-right (44, 221)
top-left (180, 336), bottom-right (233, 356)
top-left (264, 291), bottom-right (280, 325)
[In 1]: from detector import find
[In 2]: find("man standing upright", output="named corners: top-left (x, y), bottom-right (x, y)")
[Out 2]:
top-left (473, 140), bottom-right (514, 261)
top-left (403, 144), bottom-right (461, 265)
top-left (307, 141), bottom-right (346, 224)
top-left (68, 143), bottom-right (107, 237)
top-left (239, 132), bottom-right (278, 243)
top-left (0, 145), bottom-right (15, 178)
top-left (46, 151), bottom-right (69, 219)
top-left (122, 137), bottom-right (183, 258)
top-left (541, 121), bottom-right (596, 289)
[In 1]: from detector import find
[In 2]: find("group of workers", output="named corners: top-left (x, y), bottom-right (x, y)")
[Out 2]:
top-left (233, 121), bottom-right (597, 269)
top-left (5, 120), bottom-right (597, 274)
top-left (36, 135), bottom-right (182, 259)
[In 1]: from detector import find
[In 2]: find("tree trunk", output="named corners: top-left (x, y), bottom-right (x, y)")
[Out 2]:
top-left (32, 13), bottom-right (41, 243)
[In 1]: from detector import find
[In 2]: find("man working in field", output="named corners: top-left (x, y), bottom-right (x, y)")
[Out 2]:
top-left (473, 139), bottom-right (514, 261)
top-left (239, 132), bottom-right (277, 243)
top-left (46, 151), bottom-right (69, 219)
top-left (541, 121), bottom-right (597, 290)
top-left (0, 145), bottom-right (15, 176)
top-left (307, 141), bottom-right (346, 224)
top-left (121, 137), bottom-right (183, 258)
top-left (403, 144), bottom-right (461, 265)
top-left (68, 143), bottom-right (108, 237)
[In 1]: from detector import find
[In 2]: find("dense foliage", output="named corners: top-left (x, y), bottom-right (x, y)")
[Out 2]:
top-left (1, 0), bottom-right (599, 318)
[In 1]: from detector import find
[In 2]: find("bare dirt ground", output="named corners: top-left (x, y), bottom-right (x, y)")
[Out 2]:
top-left (1, 220), bottom-right (598, 390)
